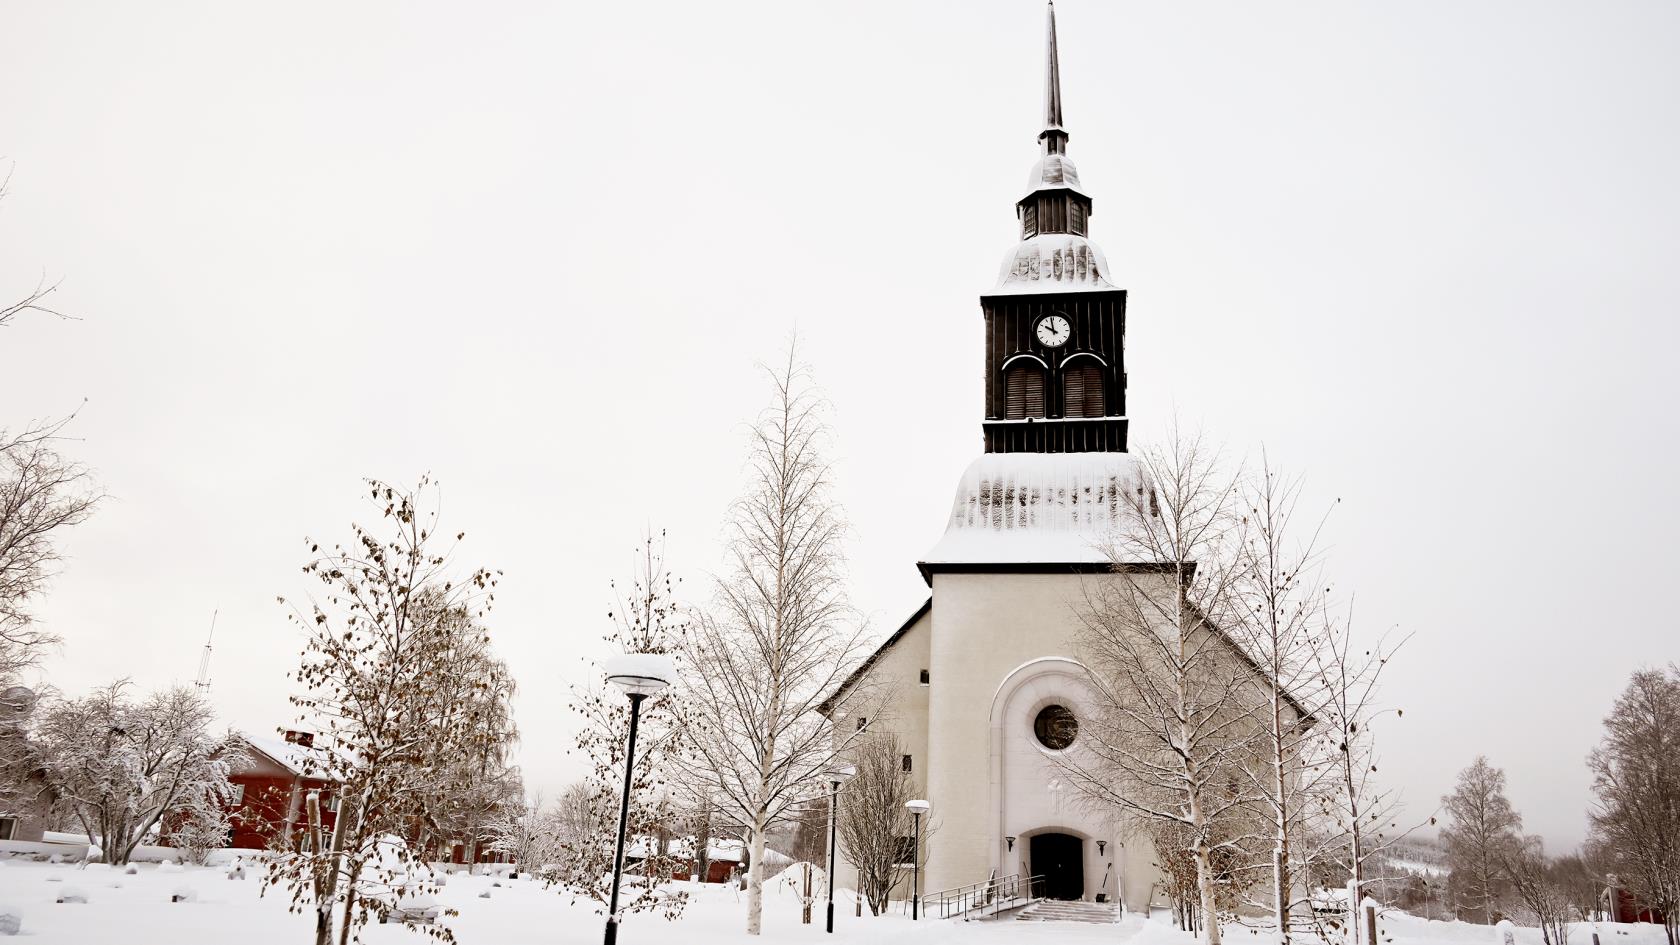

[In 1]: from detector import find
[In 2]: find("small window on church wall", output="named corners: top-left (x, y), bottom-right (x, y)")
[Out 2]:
top-left (856, 717), bottom-right (868, 732)
top-left (919, 669), bottom-right (929, 686)
top-left (1005, 363), bottom-right (1046, 419)
top-left (895, 836), bottom-right (916, 866)
top-left (902, 754), bottom-right (912, 772)
top-left (1062, 362), bottom-right (1104, 418)
top-left (1034, 704), bottom-right (1078, 750)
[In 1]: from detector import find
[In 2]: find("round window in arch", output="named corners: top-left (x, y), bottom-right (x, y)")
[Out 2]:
top-left (1033, 704), bottom-right (1078, 750)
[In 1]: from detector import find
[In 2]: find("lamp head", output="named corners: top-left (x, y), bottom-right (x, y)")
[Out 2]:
top-left (905, 799), bottom-right (930, 814)
top-left (604, 653), bottom-right (675, 698)
top-left (824, 762), bottom-right (857, 784)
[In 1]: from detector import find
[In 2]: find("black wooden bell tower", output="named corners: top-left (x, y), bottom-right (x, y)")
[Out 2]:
top-left (980, 2), bottom-right (1128, 455)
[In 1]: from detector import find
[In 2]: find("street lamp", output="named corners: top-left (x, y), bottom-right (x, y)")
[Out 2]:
top-left (602, 653), bottom-right (675, 945)
top-left (905, 799), bottom-right (930, 920)
top-left (823, 762), bottom-right (856, 933)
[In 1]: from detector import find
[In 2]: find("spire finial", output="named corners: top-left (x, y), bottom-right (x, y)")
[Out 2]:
top-left (1044, 1), bottom-right (1063, 132)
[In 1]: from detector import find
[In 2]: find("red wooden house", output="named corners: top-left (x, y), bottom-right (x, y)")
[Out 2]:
top-left (225, 730), bottom-right (340, 850)
top-left (1603, 877), bottom-right (1667, 925)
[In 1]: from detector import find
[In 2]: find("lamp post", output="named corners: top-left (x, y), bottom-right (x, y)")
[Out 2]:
top-left (823, 763), bottom-right (856, 933)
top-left (905, 799), bottom-right (930, 920)
top-left (602, 654), bottom-right (674, 945)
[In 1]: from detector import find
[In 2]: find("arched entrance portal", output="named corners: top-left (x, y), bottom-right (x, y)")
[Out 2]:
top-left (1028, 833), bottom-right (1084, 900)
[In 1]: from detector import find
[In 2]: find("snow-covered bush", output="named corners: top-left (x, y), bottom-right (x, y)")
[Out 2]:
top-left (171, 886), bottom-right (197, 903)
top-left (0, 903), bottom-right (19, 935)
top-left (31, 681), bottom-right (241, 866)
top-left (54, 887), bottom-right (87, 904)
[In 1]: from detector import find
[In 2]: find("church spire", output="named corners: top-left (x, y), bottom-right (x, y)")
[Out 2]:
top-left (1042, 1), bottom-right (1065, 145)
top-left (1041, 2), bottom-right (1068, 156)
top-left (994, 1), bottom-right (1117, 295)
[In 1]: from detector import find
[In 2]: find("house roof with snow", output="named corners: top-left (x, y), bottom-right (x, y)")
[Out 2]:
top-left (234, 732), bottom-right (344, 781)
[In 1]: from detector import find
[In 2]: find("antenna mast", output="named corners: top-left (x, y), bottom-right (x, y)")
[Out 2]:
top-left (195, 610), bottom-right (217, 693)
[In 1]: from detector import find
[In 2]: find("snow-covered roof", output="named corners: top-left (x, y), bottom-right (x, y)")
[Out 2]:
top-left (1025, 153), bottom-right (1084, 196)
top-left (922, 452), bottom-right (1147, 568)
top-left (237, 732), bottom-right (343, 781)
top-left (992, 233), bottom-right (1119, 295)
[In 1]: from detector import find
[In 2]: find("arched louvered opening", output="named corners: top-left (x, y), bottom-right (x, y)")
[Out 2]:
top-left (1004, 362), bottom-right (1046, 419)
top-left (1062, 360), bottom-right (1105, 418)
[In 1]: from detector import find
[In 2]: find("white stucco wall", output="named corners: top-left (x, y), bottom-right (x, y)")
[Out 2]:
top-left (830, 603), bottom-right (932, 904)
top-left (922, 569), bottom-right (1169, 908)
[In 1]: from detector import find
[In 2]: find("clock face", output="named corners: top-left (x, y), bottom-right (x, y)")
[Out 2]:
top-left (1036, 314), bottom-right (1072, 348)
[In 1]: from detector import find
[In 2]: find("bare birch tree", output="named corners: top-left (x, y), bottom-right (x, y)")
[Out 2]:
top-left (1500, 837), bottom-right (1573, 945)
top-left (1441, 756), bottom-right (1524, 924)
top-left (1307, 612), bottom-right (1414, 941)
top-left (1230, 454), bottom-right (1336, 941)
top-left (0, 413), bottom-right (99, 683)
top-left (673, 347), bottom-right (873, 935)
top-left (836, 732), bottom-right (917, 915)
top-left (1060, 426), bottom-right (1268, 945)
top-left (1588, 666), bottom-right (1680, 945)
top-left (408, 607), bottom-right (520, 867)
top-left (1, 167), bottom-right (74, 331)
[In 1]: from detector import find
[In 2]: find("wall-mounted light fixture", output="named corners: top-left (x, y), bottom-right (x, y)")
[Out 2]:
top-left (1005, 836), bottom-right (1016, 852)
top-left (1096, 840), bottom-right (1107, 856)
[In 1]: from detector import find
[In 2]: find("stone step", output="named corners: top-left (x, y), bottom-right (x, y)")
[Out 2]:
top-left (1015, 900), bottom-right (1122, 924)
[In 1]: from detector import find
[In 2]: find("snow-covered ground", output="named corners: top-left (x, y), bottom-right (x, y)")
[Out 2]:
top-left (0, 855), bottom-right (1669, 945)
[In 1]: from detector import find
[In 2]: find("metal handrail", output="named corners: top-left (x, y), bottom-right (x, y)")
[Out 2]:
top-left (923, 873), bottom-right (1046, 920)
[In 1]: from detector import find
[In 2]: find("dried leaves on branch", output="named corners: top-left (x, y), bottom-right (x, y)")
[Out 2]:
top-left (269, 477), bottom-right (510, 945)
top-left (547, 533), bottom-right (690, 920)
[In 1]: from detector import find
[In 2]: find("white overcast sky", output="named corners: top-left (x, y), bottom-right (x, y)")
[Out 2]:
top-left (2, 1), bottom-right (1676, 849)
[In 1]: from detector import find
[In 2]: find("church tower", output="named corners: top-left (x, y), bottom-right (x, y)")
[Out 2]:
top-left (825, 4), bottom-right (1174, 911)
top-left (982, 0), bottom-right (1128, 454)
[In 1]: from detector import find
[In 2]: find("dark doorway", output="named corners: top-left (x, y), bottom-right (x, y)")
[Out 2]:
top-left (1029, 833), bottom-right (1084, 900)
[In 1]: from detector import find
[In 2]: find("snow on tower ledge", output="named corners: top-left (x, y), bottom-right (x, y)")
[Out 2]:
top-left (922, 452), bottom-right (1147, 566)
top-left (994, 233), bottom-right (1117, 294)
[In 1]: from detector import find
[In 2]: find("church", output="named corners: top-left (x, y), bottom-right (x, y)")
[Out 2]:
top-left (823, 3), bottom-right (1173, 910)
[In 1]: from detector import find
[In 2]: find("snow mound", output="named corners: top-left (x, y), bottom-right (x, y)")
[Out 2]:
top-left (0, 904), bottom-right (18, 936)
top-left (54, 887), bottom-right (87, 904)
top-left (171, 886), bottom-right (198, 903)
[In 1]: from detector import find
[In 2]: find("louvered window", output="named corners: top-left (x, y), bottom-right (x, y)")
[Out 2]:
top-left (1005, 363), bottom-right (1046, 419)
top-left (1022, 204), bottom-right (1038, 238)
top-left (1063, 362), bottom-right (1105, 418)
